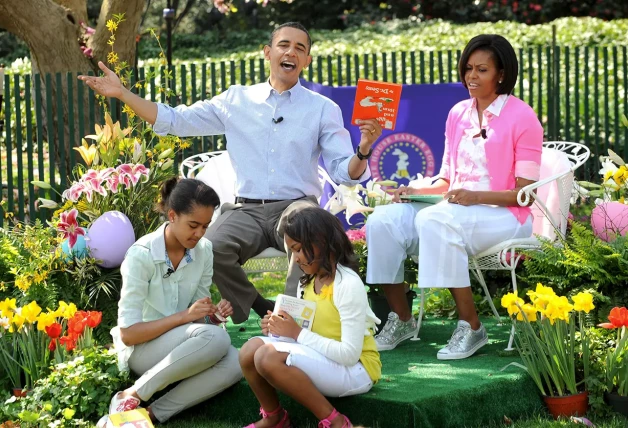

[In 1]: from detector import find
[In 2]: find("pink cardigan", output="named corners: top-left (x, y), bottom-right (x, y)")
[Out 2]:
top-left (439, 95), bottom-right (543, 224)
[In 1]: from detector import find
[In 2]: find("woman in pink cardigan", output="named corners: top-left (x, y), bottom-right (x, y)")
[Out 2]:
top-left (366, 34), bottom-right (543, 359)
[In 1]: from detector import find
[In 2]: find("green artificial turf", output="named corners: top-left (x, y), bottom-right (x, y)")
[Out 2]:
top-left (161, 315), bottom-right (544, 428)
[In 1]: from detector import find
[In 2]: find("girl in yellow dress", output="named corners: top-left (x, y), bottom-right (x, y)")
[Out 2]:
top-left (239, 207), bottom-right (381, 428)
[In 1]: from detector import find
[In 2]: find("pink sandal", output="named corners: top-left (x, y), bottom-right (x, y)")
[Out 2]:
top-left (243, 406), bottom-right (291, 428)
top-left (318, 408), bottom-right (352, 428)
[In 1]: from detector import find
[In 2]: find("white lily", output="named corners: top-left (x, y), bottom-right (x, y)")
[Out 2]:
top-left (599, 157), bottom-right (618, 177)
top-left (407, 173), bottom-right (434, 190)
top-left (37, 198), bottom-right (58, 210)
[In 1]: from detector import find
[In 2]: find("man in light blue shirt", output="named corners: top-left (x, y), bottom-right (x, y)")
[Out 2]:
top-left (79, 22), bottom-right (382, 323)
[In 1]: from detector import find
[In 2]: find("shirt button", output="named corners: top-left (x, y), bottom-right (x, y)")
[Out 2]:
top-left (271, 169), bottom-right (275, 173)
top-left (271, 149), bottom-right (275, 153)
top-left (271, 191), bottom-right (275, 195)
top-left (274, 128), bottom-right (277, 132)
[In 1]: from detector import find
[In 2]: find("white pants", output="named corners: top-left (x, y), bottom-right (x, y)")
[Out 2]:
top-left (256, 336), bottom-right (373, 397)
top-left (366, 202), bottom-right (532, 288)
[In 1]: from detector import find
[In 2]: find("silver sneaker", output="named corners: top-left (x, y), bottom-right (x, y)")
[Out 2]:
top-left (437, 320), bottom-right (488, 360)
top-left (375, 312), bottom-right (417, 351)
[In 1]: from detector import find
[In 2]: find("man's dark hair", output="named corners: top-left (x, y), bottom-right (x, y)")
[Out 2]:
top-left (458, 34), bottom-right (518, 95)
top-left (268, 22), bottom-right (312, 53)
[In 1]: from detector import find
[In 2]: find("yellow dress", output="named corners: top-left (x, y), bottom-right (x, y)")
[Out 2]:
top-left (303, 282), bottom-right (381, 383)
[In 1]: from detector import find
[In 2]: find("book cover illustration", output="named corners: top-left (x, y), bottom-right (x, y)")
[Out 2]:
top-left (351, 79), bottom-right (403, 130)
top-left (270, 294), bottom-right (317, 343)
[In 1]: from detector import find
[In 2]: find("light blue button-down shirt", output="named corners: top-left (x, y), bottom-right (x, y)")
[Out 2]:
top-left (153, 79), bottom-right (370, 200)
top-left (112, 222), bottom-right (214, 370)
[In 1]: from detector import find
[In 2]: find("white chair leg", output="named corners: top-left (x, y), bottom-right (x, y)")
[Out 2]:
top-left (504, 268), bottom-right (519, 352)
top-left (411, 288), bottom-right (424, 341)
top-left (471, 259), bottom-right (501, 323)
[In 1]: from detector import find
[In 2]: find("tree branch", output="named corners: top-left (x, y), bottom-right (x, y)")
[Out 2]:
top-left (90, 0), bottom-right (146, 69)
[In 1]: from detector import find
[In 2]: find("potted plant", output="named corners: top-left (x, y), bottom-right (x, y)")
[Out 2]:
top-left (501, 284), bottom-right (595, 419)
top-left (598, 306), bottom-right (628, 417)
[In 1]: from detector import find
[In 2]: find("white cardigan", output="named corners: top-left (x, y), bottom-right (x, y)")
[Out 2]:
top-left (295, 264), bottom-right (380, 367)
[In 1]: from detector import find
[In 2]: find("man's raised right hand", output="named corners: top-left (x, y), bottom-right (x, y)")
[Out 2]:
top-left (78, 61), bottom-right (124, 99)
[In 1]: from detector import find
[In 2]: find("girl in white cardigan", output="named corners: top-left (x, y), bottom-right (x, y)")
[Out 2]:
top-left (239, 207), bottom-right (381, 428)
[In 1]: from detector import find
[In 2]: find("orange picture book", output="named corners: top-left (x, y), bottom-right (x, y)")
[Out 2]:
top-left (351, 79), bottom-right (403, 131)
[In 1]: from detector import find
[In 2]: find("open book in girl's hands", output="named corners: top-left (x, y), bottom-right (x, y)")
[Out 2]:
top-left (271, 294), bottom-right (317, 343)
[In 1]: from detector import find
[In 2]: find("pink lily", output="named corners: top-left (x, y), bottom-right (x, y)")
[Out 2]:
top-left (82, 168), bottom-right (114, 198)
top-left (117, 164), bottom-right (150, 186)
top-left (62, 183), bottom-right (85, 202)
top-left (57, 209), bottom-right (85, 249)
top-left (105, 171), bottom-right (123, 193)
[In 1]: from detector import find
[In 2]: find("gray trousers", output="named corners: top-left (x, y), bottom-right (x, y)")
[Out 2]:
top-left (128, 323), bottom-right (242, 422)
top-left (205, 197), bottom-right (318, 323)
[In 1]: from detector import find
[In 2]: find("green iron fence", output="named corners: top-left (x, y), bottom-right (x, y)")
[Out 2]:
top-left (1, 45), bottom-right (627, 225)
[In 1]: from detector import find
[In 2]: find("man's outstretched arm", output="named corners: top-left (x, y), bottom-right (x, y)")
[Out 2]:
top-left (79, 61), bottom-right (158, 125)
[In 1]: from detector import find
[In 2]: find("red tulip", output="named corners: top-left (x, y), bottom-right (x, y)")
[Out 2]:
top-left (45, 322), bottom-right (62, 339)
top-left (86, 311), bottom-right (102, 328)
top-left (598, 307), bottom-right (628, 329)
top-left (68, 312), bottom-right (87, 336)
top-left (59, 335), bottom-right (76, 352)
top-left (48, 339), bottom-right (56, 352)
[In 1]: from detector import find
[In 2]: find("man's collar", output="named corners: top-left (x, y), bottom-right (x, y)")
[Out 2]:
top-left (251, 79), bottom-right (303, 103)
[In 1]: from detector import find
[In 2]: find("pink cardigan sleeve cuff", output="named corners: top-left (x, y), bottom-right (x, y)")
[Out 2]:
top-left (515, 160), bottom-right (541, 181)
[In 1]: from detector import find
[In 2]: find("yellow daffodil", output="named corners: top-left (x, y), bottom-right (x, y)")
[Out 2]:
top-left (21, 301), bottom-right (42, 324)
top-left (10, 313), bottom-right (25, 332)
top-left (516, 303), bottom-right (538, 322)
top-left (121, 104), bottom-right (136, 119)
top-left (36, 311), bottom-right (57, 331)
top-left (0, 297), bottom-right (17, 317)
top-left (55, 301), bottom-right (77, 319)
top-left (544, 295), bottom-right (573, 324)
top-left (571, 292), bottom-right (595, 313)
top-left (501, 292), bottom-right (524, 316)
top-left (613, 166), bottom-right (626, 186)
top-left (526, 283), bottom-right (557, 310)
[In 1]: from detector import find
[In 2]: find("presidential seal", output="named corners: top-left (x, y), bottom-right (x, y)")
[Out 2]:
top-left (368, 133), bottom-right (436, 185)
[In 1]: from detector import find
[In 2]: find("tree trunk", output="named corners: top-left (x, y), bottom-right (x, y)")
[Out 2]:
top-left (0, 0), bottom-right (145, 181)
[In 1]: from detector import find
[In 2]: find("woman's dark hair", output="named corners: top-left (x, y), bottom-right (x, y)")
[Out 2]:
top-left (458, 34), bottom-right (518, 95)
top-left (156, 178), bottom-right (220, 215)
top-left (279, 206), bottom-right (359, 288)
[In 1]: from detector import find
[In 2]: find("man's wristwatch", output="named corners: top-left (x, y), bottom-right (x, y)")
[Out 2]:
top-left (356, 145), bottom-right (373, 160)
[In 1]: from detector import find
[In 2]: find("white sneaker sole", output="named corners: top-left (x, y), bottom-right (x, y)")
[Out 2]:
top-left (376, 330), bottom-right (416, 351)
top-left (436, 335), bottom-right (488, 360)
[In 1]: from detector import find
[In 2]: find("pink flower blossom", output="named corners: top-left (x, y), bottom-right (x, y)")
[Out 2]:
top-left (62, 182), bottom-right (86, 202)
top-left (57, 209), bottom-right (85, 249)
top-left (82, 48), bottom-right (93, 59)
top-left (346, 226), bottom-right (366, 242)
top-left (116, 163), bottom-right (149, 186)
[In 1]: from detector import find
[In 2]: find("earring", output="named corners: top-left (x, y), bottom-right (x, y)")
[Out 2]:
top-left (499, 80), bottom-right (502, 84)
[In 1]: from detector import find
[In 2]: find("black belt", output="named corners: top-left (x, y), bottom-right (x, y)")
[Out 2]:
top-left (235, 197), bottom-right (290, 204)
